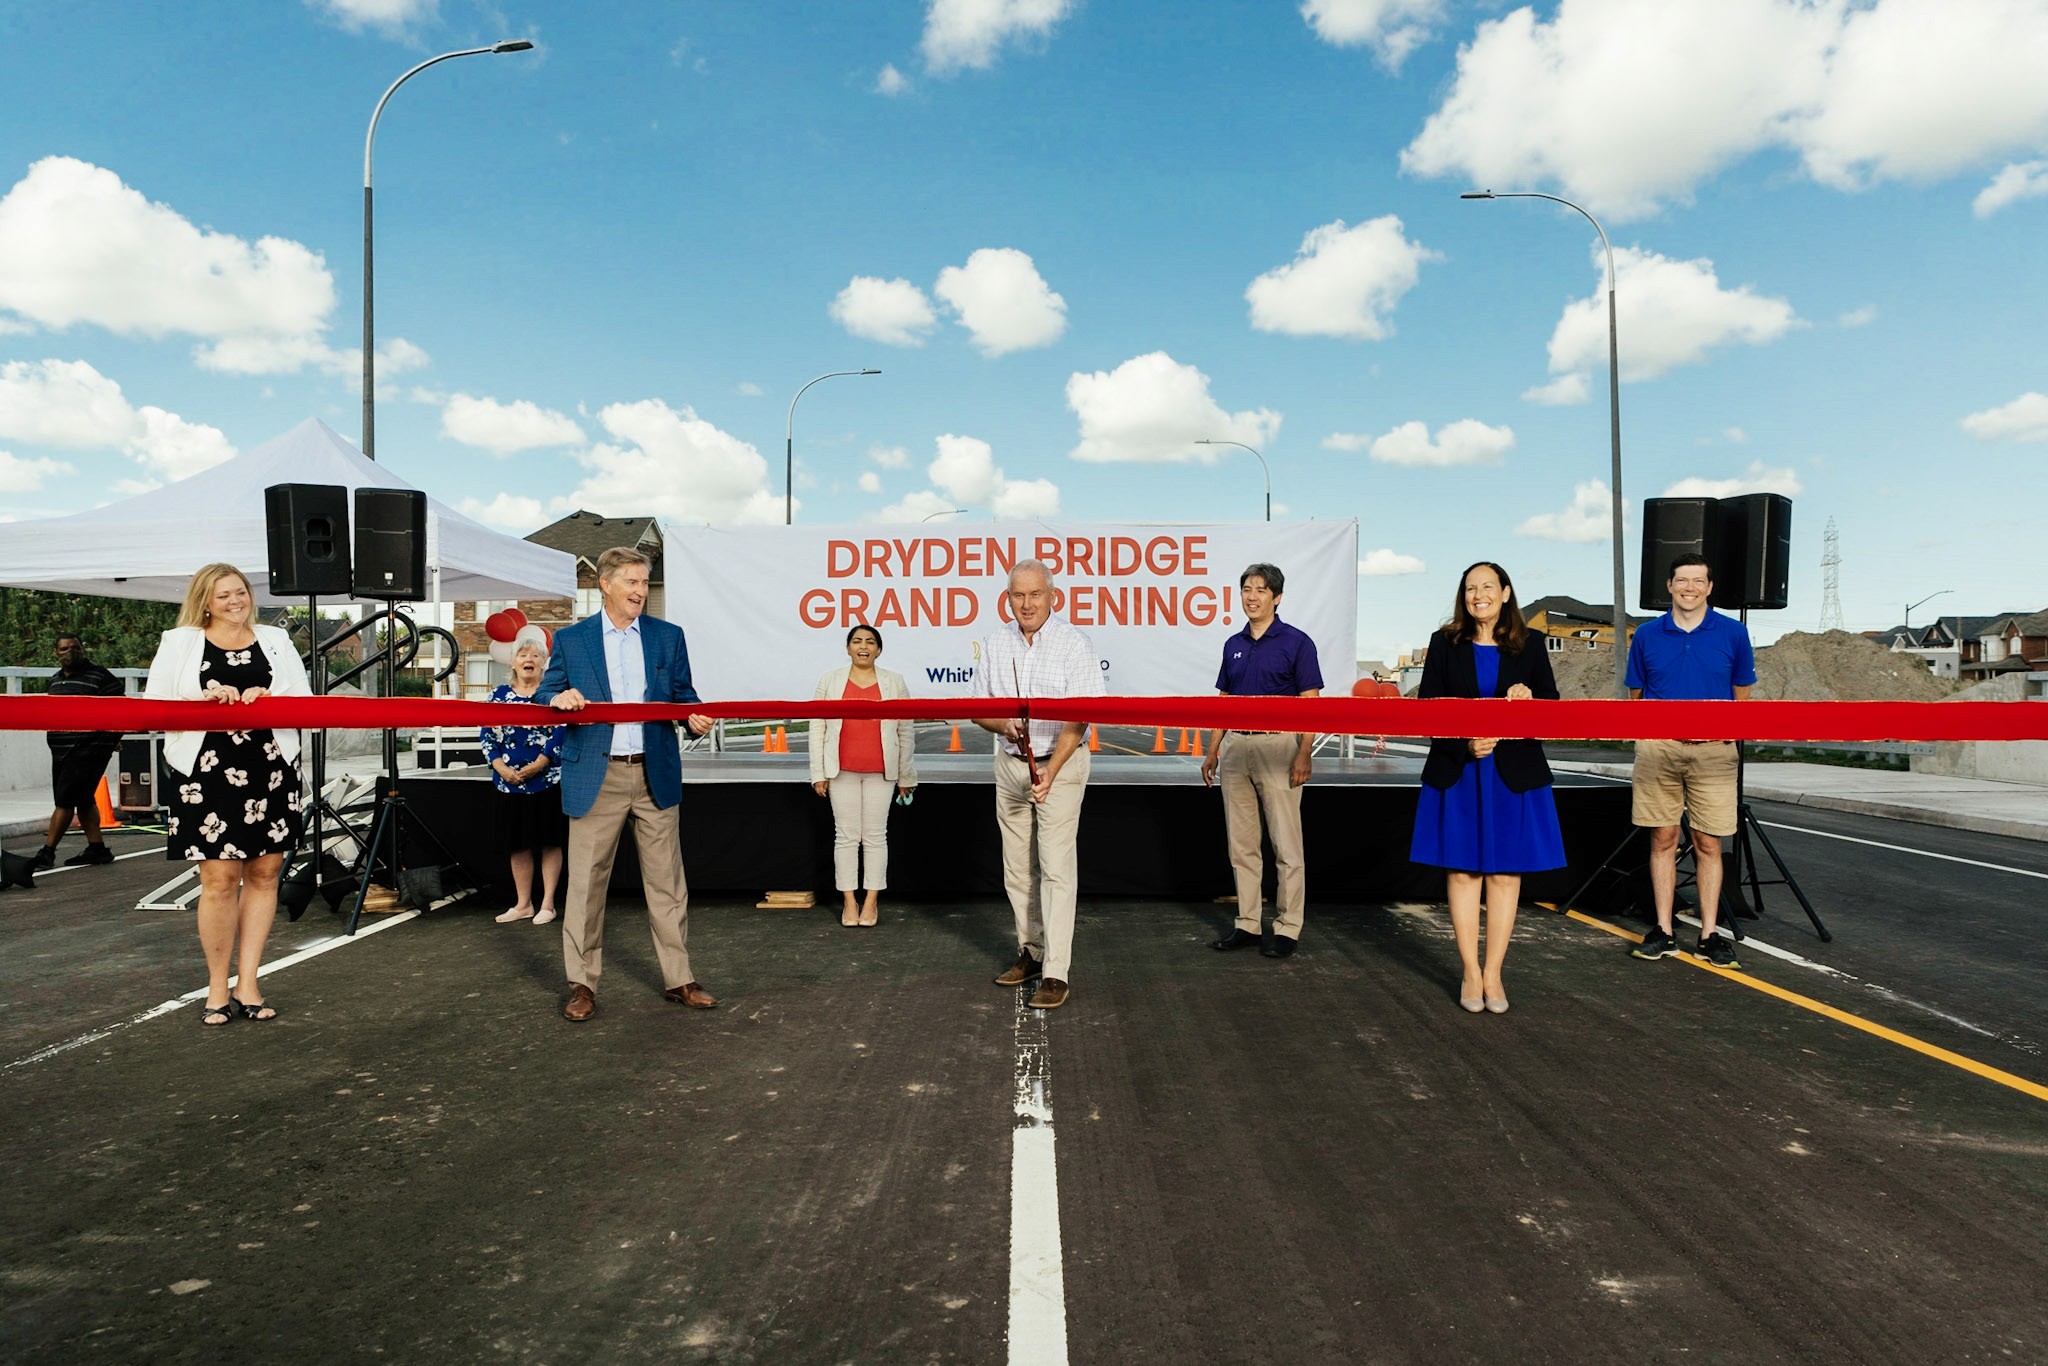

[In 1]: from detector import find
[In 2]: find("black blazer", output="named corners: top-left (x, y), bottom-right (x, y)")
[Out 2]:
top-left (1417, 628), bottom-right (1559, 792)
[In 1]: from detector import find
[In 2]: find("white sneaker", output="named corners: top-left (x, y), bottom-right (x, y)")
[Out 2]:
top-left (532, 907), bottom-right (559, 925)
top-left (495, 906), bottom-right (536, 923)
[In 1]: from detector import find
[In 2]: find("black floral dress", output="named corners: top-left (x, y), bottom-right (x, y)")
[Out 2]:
top-left (167, 639), bottom-right (306, 862)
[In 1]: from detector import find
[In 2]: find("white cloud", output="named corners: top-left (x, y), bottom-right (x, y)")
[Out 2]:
top-left (874, 63), bottom-right (911, 96)
top-left (1974, 158), bottom-right (2048, 216)
top-left (1065, 352), bottom-right (1280, 464)
top-left (857, 470), bottom-right (883, 494)
top-left (737, 381), bottom-right (766, 397)
top-left (1662, 461), bottom-right (1803, 498)
top-left (307, 0), bottom-right (437, 34)
top-left (0, 358), bottom-right (233, 479)
top-left (567, 399), bottom-right (783, 524)
top-left (1361, 418), bottom-right (1514, 467)
top-left (1546, 246), bottom-right (1800, 382)
top-left (879, 489), bottom-right (965, 522)
top-left (1402, 0), bottom-right (2048, 221)
top-left (867, 443), bottom-right (911, 469)
top-left (933, 247), bottom-right (1068, 355)
top-left (457, 492), bottom-right (548, 529)
top-left (440, 393), bottom-right (584, 454)
top-left (829, 276), bottom-right (937, 347)
top-left (1515, 480), bottom-right (1614, 543)
top-left (930, 433), bottom-right (1003, 503)
top-left (1838, 305), bottom-right (1880, 328)
top-left (1299, 0), bottom-right (1446, 69)
top-left (1721, 426), bottom-right (1751, 444)
top-left (0, 158), bottom-right (346, 374)
top-left (1962, 391), bottom-right (2048, 442)
top-left (992, 477), bottom-right (1060, 518)
top-left (1320, 433), bottom-right (1370, 452)
top-left (1245, 216), bottom-right (1438, 341)
top-left (1358, 548), bottom-right (1428, 576)
top-left (922, 0), bottom-right (1073, 75)
top-left (1522, 373), bottom-right (1589, 406)
top-left (878, 433), bottom-right (1061, 520)
top-left (0, 450), bottom-right (72, 493)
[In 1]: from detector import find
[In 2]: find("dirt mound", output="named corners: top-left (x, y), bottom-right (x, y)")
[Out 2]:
top-left (1752, 630), bottom-right (1953, 701)
top-left (1539, 628), bottom-right (1952, 701)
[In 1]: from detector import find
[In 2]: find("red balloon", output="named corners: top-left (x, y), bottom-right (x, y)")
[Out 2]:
top-left (484, 610), bottom-right (520, 642)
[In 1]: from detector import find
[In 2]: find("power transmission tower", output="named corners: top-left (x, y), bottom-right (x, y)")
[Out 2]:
top-left (1818, 516), bottom-right (1844, 631)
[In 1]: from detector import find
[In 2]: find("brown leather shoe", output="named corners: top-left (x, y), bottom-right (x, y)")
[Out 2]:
top-left (563, 983), bottom-right (596, 1022)
top-left (663, 981), bottom-right (718, 1009)
top-left (994, 952), bottom-right (1043, 987)
top-left (1026, 977), bottom-right (1069, 1010)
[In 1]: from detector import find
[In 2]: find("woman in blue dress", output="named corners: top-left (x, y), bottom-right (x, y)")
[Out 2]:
top-left (1411, 562), bottom-right (1566, 1015)
top-left (480, 636), bottom-right (567, 924)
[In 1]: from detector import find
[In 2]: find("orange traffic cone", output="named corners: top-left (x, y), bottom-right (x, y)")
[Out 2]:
top-left (946, 724), bottom-right (963, 753)
top-left (773, 725), bottom-right (789, 753)
top-left (92, 776), bottom-right (122, 830)
top-left (763, 726), bottom-right (779, 753)
top-left (1151, 727), bottom-right (1167, 754)
top-left (1190, 729), bottom-right (1204, 757)
top-left (1087, 725), bottom-right (1100, 753)
top-left (1176, 727), bottom-right (1191, 754)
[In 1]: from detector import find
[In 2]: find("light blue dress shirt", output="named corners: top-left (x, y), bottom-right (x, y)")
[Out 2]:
top-left (602, 616), bottom-right (645, 756)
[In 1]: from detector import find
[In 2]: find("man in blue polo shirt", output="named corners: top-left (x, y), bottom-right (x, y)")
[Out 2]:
top-left (1625, 552), bottom-right (1755, 968)
top-left (1202, 562), bottom-right (1323, 958)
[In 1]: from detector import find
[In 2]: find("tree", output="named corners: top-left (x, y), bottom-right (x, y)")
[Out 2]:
top-left (0, 588), bottom-right (179, 678)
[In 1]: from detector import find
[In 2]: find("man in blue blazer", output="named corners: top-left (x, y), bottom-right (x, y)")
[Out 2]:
top-left (539, 546), bottom-right (717, 1022)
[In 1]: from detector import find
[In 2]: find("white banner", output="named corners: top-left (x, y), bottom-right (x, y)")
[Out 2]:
top-left (665, 521), bottom-right (1358, 701)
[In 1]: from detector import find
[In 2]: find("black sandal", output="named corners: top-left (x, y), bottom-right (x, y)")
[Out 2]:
top-left (233, 996), bottom-right (279, 1022)
top-left (199, 1001), bottom-right (235, 1027)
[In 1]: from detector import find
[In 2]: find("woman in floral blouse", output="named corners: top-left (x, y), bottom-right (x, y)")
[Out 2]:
top-left (480, 636), bottom-right (567, 924)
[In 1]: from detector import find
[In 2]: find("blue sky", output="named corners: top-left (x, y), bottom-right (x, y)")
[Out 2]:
top-left (2, 0), bottom-right (2045, 663)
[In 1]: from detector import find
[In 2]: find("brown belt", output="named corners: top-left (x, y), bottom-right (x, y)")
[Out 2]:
top-left (609, 753), bottom-right (646, 764)
top-left (1230, 730), bottom-right (1285, 736)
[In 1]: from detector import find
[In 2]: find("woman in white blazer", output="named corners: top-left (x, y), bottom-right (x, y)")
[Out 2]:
top-left (808, 624), bottom-right (917, 927)
top-left (144, 564), bottom-right (313, 1026)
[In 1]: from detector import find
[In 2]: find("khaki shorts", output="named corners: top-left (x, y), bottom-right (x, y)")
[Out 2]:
top-left (1631, 739), bottom-right (1738, 837)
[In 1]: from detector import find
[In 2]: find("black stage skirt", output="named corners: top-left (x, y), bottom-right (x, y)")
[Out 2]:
top-left (499, 785), bottom-right (567, 854)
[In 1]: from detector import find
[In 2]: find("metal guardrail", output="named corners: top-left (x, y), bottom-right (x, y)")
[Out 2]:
top-left (0, 666), bottom-right (147, 695)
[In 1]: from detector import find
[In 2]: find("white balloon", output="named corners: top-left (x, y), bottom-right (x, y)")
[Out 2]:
top-left (512, 624), bottom-right (550, 657)
top-left (489, 639), bottom-right (516, 666)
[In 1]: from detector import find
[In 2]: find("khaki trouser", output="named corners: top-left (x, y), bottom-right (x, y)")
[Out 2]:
top-left (563, 761), bottom-right (693, 991)
top-left (994, 747), bottom-right (1089, 982)
top-left (828, 770), bottom-right (892, 890)
top-left (1219, 732), bottom-right (1308, 939)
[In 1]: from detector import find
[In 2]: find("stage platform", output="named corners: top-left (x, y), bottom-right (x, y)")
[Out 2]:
top-left (401, 753), bottom-right (1633, 902)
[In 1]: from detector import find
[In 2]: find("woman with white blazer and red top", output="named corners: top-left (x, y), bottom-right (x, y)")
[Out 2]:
top-left (143, 563), bottom-right (312, 1027)
top-left (808, 624), bottom-right (917, 927)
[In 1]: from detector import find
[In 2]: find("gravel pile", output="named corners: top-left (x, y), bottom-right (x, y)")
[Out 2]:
top-left (1540, 627), bottom-right (1952, 701)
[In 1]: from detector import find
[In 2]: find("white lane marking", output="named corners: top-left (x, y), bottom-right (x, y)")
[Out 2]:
top-left (1, 909), bottom-right (421, 1071)
top-left (1757, 821), bottom-right (2048, 881)
top-left (1008, 995), bottom-right (1068, 1365)
top-left (1672, 912), bottom-right (1849, 977)
top-left (23, 844), bottom-right (167, 875)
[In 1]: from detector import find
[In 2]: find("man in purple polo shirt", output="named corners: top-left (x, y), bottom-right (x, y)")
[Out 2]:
top-left (1625, 552), bottom-right (1756, 968)
top-left (1202, 562), bottom-right (1323, 958)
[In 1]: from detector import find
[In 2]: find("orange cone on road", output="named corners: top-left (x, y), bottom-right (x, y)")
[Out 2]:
top-left (1151, 727), bottom-right (1167, 754)
top-left (1176, 727), bottom-right (1191, 754)
top-left (1190, 730), bottom-right (1204, 757)
top-left (1087, 725), bottom-right (1100, 753)
top-left (93, 776), bottom-right (122, 830)
top-left (947, 725), bottom-right (963, 753)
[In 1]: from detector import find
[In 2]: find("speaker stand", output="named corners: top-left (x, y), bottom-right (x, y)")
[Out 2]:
top-left (1718, 605), bottom-right (1832, 942)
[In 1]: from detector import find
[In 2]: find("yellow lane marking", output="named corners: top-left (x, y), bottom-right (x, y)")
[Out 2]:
top-left (1539, 904), bottom-right (2048, 1106)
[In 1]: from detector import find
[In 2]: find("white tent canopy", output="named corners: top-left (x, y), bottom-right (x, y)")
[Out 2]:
top-left (0, 418), bottom-right (574, 605)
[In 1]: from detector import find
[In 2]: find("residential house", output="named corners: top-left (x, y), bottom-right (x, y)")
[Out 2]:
top-left (1521, 595), bottom-right (1648, 654)
top-left (1968, 609), bottom-right (2048, 678)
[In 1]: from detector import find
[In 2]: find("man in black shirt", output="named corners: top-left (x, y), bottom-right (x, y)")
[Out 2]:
top-left (36, 633), bottom-right (126, 869)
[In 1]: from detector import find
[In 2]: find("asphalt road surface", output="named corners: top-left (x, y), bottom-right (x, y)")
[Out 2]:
top-left (2, 798), bottom-right (2043, 1364)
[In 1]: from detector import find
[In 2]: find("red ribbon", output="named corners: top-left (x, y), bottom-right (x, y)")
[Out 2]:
top-left (1, 694), bottom-right (2042, 743)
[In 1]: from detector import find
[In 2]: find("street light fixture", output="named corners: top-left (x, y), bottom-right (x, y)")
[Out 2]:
top-left (921, 507), bottom-right (968, 522)
top-left (1904, 589), bottom-right (1953, 636)
top-left (1462, 188), bottom-right (1627, 697)
top-left (361, 38), bottom-right (534, 462)
top-left (785, 369), bottom-right (881, 524)
top-left (1194, 438), bottom-right (1271, 522)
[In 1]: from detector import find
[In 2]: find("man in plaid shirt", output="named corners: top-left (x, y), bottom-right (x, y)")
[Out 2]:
top-left (970, 559), bottom-right (1107, 1010)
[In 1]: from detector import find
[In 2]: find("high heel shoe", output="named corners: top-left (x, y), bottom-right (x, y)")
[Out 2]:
top-left (1484, 993), bottom-right (1509, 1014)
top-left (840, 905), bottom-right (859, 927)
top-left (1459, 979), bottom-right (1485, 1013)
top-left (858, 902), bottom-right (879, 927)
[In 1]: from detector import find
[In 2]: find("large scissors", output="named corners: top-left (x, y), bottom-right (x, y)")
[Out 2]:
top-left (1012, 659), bottom-right (1040, 788)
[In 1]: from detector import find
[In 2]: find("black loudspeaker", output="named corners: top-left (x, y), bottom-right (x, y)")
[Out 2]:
top-left (1639, 498), bottom-right (1721, 611)
top-left (1714, 493), bottom-right (1792, 611)
top-left (353, 487), bottom-right (428, 601)
top-left (265, 483), bottom-right (352, 596)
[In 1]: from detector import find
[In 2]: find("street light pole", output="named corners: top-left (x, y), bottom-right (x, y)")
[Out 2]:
top-left (1463, 189), bottom-right (1627, 697)
top-left (1193, 438), bottom-right (1271, 522)
top-left (785, 369), bottom-right (881, 524)
top-left (921, 508), bottom-right (968, 522)
top-left (1903, 589), bottom-right (1953, 635)
top-left (362, 38), bottom-right (533, 462)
